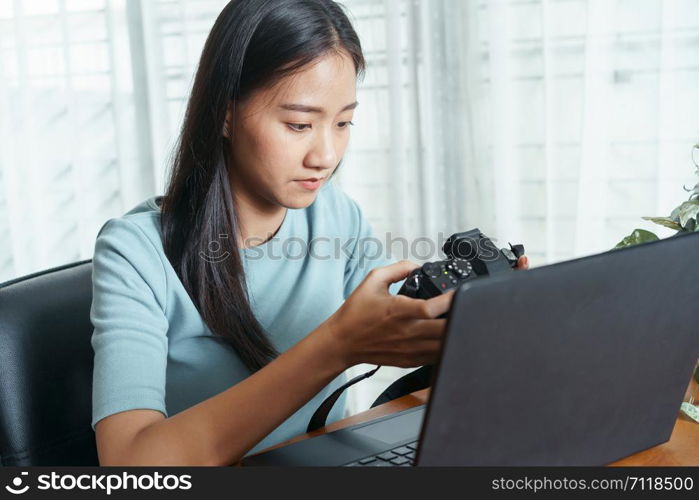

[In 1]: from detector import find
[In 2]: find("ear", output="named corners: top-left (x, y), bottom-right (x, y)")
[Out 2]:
top-left (223, 102), bottom-right (233, 139)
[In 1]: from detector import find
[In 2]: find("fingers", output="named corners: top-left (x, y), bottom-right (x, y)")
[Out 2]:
top-left (409, 318), bottom-right (448, 340)
top-left (392, 290), bottom-right (455, 319)
top-left (391, 290), bottom-right (455, 319)
top-left (422, 290), bottom-right (456, 318)
top-left (516, 255), bottom-right (530, 270)
top-left (397, 339), bottom-right (443, 367)
top-left (366, 260), bottom-right (420, 291)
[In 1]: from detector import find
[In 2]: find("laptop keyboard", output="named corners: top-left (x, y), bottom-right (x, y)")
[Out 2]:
top-left (342, 441), bottom-right (418, 467)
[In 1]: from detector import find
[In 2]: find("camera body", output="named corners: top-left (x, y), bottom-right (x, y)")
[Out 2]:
top-left (397, 228), bottom-right (525, 305)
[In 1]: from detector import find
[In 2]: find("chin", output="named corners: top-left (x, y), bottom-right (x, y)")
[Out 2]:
top-left (285, 196), bottom-right (317, 209)
top-left (282, 191), bottom-right (318, 209)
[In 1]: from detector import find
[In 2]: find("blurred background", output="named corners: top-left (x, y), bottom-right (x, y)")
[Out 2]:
top-left (1, 0), bottom-right (698, 414)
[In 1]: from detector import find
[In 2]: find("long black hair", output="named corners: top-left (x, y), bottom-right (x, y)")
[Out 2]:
top-left (160, 0), bottom-right (365, 372)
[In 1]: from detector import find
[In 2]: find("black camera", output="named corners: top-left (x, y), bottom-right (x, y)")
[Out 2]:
top-left (362, 228), bottom-right (526, 408)
top-left (397, 228), bottom-right (525, 306)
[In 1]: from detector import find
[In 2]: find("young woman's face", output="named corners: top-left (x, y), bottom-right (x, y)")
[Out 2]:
top-left (227, 50), bottom-right (358, 210)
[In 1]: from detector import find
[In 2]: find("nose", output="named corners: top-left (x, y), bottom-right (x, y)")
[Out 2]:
top-left (304, 128), bottom-right (338, 171)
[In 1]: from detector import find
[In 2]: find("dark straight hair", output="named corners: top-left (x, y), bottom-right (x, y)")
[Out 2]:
top-left (160, 0), bottom-right (365, 372)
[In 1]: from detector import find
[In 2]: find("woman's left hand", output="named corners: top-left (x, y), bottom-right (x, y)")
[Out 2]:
top-left (515, 255), bottom-right (530, 270)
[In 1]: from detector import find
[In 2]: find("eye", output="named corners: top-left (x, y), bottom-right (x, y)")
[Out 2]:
top-left (338, 121), bottom-right (355, 129)
top-left (287, 123), bottom-right (311, 132)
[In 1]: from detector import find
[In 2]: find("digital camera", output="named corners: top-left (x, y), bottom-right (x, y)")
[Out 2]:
top-left (397, 228), bottom-right (525, 306)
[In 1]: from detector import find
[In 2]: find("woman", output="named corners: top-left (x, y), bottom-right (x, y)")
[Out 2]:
top-left (90, 0), bottom-right (528, 466)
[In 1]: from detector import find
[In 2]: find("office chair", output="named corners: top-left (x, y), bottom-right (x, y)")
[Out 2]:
top-left (0, 260), bottom-right (99, 465)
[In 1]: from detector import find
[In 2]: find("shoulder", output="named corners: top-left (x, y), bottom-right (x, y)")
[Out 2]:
top-left (92, 198), bottom-right (168, 303)
top-left (95, 197), bottom-right (163, 255)
top-left (97, 197), bottom-right (163, 250)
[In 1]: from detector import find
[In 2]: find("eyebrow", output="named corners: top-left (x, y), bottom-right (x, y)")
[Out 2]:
top-left (279, 101), bottom-right (359, 114)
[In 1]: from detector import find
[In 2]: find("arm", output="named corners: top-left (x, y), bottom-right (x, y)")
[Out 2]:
top-left (96, 260), bottom-right (454, 466)
top-left (97, 320), bottom-right (346, 466)
top-left (90, 218), bottom-right (346, 465)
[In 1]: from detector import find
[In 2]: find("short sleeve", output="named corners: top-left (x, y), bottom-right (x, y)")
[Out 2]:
top-left (340, 193), bottom-right (404, 299)
top-left (90, 217), bottom-right (170, 431)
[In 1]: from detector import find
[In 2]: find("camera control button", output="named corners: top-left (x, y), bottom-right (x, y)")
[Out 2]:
top-left (422, 263), bottom-right (440, 278)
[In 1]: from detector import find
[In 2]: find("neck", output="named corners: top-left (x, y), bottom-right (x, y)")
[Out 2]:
top-left (233, 190), bottom-right (287, 249)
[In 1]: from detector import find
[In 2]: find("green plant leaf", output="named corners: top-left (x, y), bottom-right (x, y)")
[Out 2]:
top-left (614, 229), bottom-right (660, 249)
top-left (683, 184), bottom-right (699, 199)
top-left (669, 206), bottom-right (682, 221)
top-left (641, 217), bottom-right (682, 231)
top-left (679, 200), bottom-right (699, 228)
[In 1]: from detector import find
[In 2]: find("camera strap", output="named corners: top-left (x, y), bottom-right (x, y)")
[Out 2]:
top-left (369, 365), bottom-right (434, 408)
top-left (307, 365), bottom-right (435, 433)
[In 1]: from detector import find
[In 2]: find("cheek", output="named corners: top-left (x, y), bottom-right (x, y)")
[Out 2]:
top-left (263, 129), bottom-right (305, 166)
top-left (238, 123), bottom-right (286, 166)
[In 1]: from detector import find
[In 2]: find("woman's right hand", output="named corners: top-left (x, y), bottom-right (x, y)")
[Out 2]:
top-left (325, 260), bottom-right (455, 369)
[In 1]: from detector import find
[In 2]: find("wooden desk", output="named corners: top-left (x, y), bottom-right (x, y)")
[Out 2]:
top-left (255, 389), bottom-right (699, 466)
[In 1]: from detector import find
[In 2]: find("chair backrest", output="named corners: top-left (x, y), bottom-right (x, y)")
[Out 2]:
top-left (0, 260), bottom-right (99, 465)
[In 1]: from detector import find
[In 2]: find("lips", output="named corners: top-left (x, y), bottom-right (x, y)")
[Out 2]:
top-left (295, 178), bottom-right (324, 191)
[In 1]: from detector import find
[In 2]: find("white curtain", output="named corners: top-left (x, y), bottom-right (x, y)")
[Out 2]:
top-left (470, 0), bottom-right (699, 261)
top-left (1, 0), bottom-right (698, 413)
top-left (340, 0), bottom-right (699, 412)
top-left (0, 0), bottom-right (154, 280)
top-left (342, 0), bottom-right (699, 263)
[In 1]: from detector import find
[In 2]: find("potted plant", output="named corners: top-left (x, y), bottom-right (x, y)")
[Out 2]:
top-left (615, 142), bottom-right (699, 422)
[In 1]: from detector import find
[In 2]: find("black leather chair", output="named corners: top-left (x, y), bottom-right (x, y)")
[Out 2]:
top-left (0, 260), bottom-right (99, 465)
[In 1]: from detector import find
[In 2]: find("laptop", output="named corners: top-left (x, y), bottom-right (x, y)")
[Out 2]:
top-left (243, 231), bottom-right (699, 466)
